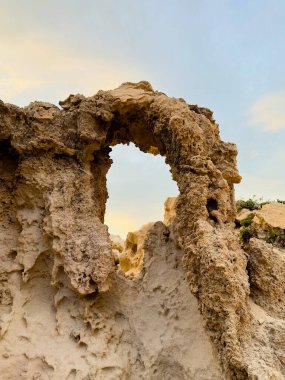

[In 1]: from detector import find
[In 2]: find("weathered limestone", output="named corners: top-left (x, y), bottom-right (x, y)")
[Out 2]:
top-left (247, 238), bottom-right (285, 319)
top-left (163, 197), bottom-right (177, 226)
top-left (254, 202), bottom-right (285, 230)
top-left (117, 223), bottom-right (153, 277)
top-left (1, 82), bottom-right (283, 378)
top-left (0, 218), bottom-right (225, 379)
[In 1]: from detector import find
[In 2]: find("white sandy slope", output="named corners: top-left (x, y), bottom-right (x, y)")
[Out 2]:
top-left (0, 220), bottom-right (223, 379)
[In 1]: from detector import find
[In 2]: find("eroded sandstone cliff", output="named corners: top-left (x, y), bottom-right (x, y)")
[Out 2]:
top-left (0, 82), bottom-right (284, 379)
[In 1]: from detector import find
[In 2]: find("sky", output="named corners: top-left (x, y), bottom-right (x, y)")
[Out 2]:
top-left (1, 0), bottom-right (285, 236)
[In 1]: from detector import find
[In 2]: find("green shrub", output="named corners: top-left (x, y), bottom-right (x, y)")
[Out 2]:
top-left (239, 214), bottom-right (254, 227)
top-left (265, 228), bottom-right (285, 247)
top-left (278, 230), bottom-right (285, 247)
top-left (265, 228), bottom-right (279, 244)
top-left (279, 232), bottom-right (285, 247)
top-left (240, 226), bottom-right (257, 243)
top-left (236, 197), bottom-right (262, 212)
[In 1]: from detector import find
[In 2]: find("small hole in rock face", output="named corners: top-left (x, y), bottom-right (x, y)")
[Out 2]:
top-left (0, 139), bottom-right (19, 180)
top-left (207, 198), bottom-right (218, 213)
top-left (210, 215), bottom-right (218, 223)
top-left (70, 331), bottom-right (81, 343)
top-left (8, 250), bottom-right (17, 260)
top-left (131, 244), bottom-right (138, 254)
top-left (206, 198), bottom-right (218, 223)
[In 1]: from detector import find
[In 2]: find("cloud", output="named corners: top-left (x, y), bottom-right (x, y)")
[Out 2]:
top-left (248, 92), bottom-right (285, 132)
top-left (0, 38), bottom-right (144, 105)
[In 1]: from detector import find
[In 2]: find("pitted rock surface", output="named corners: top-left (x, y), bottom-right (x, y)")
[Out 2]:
top-left (1, 82), bottom-right (284, 379)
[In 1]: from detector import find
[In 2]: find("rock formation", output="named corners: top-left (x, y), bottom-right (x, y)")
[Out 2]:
top-left (0, 82), bottom-right (284, 379)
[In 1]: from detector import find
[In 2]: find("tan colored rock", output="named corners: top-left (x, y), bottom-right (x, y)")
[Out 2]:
top-left (246, 300), bottom-right (285, 379)
top-left (247, 238), bottom-right (285, 319)
top-left (163, 196), bottom-right (177, 226)
top-left (1, 81), bottom-right (284, 378)
top-left (254, 202), bottom-right (285, 230)
top-left (0, 221), bottom-right (224, 380)
top-left (119, 223), bottom-right (153, 277)
top-left (236, 208), bottom-right (254, 223)
top-left (110, 234), bottom-right (125, 265)
top-left (110, 234), bottom-right (125, 250)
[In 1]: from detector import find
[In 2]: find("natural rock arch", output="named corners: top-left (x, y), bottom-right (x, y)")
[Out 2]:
top-left (0, 82), bottom-right (250, 377)
top-left (104, 142), bottom-right (178, 237)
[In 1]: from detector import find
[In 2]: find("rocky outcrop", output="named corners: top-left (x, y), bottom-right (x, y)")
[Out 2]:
top-left (163, 197), bottom-right (177, 226)
top-left (0, 220), bottom-right (225, 379)
top-left (116, 223), bottom-right (153, 277)
top-left (0, 82), bottom-right (284, 379)
top-left (254, 202), bottom-right (285, 230)
top-left (237, 202), bottom-right (285, 249)
top-left (247, 238), bottom-right (285, 319)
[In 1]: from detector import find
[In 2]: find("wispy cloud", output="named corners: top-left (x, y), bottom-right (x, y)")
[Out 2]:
top-left (248, 92), bottom-right (285, 132)
top-left (0, 38), bottom-right (143, 104)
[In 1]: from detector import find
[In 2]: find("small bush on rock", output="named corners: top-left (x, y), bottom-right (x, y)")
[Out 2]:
top-left (265, 228), bottom-right (285, 247)
top-left (236, 197), bottom-right (263, 212)
top-left (240, 225), bottom-right (257, 243)
top-left (240, 215), bottom-right (254, 227)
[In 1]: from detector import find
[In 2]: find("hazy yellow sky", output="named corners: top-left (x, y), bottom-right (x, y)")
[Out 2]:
top-left (1, 0), bottom-right (285, 236)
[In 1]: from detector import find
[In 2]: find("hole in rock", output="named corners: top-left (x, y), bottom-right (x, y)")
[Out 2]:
top-left (105, 143), bottom-right (179, 238)
top-left (207, 198), bottom-right (218, 223)
top-left (0, 139), bottom-right (19, 180)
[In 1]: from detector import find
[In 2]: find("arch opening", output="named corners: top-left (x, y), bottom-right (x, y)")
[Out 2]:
top-left (0, 82), bottom-right (253, 376)
top-left (104, 142), bottom-right (179, 239)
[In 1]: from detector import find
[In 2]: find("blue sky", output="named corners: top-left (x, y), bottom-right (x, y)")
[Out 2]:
top-left (1, 0), bottom-right (284, 236)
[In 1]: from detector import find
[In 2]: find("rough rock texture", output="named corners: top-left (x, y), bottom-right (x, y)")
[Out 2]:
top-left (117, 223), bottom-right (153, 277)
top-left (245, 246), bottom-right (285, 380)
top-left (253, 202), bottom-right (285, 230)
top-left (163, 197), bottom-right (177, 226)
top-left (0, 82), bottom-right (284, 379)
top-left (0, 220), bottom-right (224, 379)
top-left (247, 238), bottom-right (285, 319)
top-left (110, 234), bottom-right (124, 265)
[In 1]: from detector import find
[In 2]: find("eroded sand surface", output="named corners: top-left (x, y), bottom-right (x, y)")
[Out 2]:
top-left (1, 82), bottom-right (285, 379)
